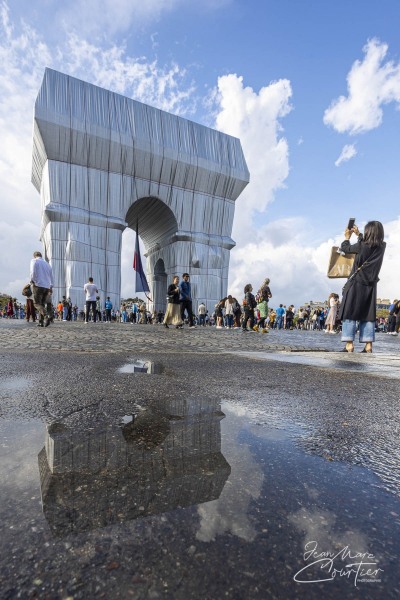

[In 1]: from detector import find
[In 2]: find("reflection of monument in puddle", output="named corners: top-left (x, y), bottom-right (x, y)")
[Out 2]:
top-left (38, 397), bottom-right (230, 535)
top-left (117, 359), bottom-right (164, 374)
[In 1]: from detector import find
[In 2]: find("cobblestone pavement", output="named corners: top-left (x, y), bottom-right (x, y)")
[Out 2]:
top-left (1, 321), bottom-right (399, 378)
top-left (0, 318), bottom-right (399, 352)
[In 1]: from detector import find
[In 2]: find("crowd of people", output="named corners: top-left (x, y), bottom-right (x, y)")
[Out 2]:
top-left (1, 223), bottom-right (398, 354)
top-left (2, 292), bottom-right (399, 336)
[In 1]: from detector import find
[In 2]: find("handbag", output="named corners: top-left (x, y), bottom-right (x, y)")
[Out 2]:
top-left (327, 247), bottom-right (355, 278)
top-left (22, 283), bottom-right (32, 297)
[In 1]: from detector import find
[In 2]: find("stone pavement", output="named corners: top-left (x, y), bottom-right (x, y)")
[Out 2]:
top-left (1, 318), bottom-right (399, 353)
top-left (1, 320), bottom-right (399, 379)
top-left (1, 319), bottom-right (400, 599)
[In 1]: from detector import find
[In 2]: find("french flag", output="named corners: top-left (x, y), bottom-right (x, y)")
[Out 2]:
top-left (133, 223), bottom-right (150, 294)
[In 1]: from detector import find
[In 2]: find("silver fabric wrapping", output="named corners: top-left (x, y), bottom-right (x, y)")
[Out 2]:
top-left (32, 68), bottom-right (249, 312)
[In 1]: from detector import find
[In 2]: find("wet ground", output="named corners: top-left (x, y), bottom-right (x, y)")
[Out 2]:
top-left (0, 321), bottom-right (399, 599)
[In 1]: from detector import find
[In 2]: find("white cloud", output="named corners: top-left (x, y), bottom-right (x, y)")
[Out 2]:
top-left (334, 143), bottom-right (357, 167)
top-left (54, 0), bottom-right (232, 39)
top-left (324, 38), bottom-right (400, 135)
top-left (228, 219), bottom-right (343, 305)
top-left (196, 406), bottom-right (264, 543)
top-left (0, 3), bottom-right (196, 298)
top-left (226, 216), bottom-right (400, 306)
top-left (56, 0), bottom-right (182, 38)
top-left (213, 74), bottom-right (293, 243)
top-left (379, 216), bottom-right (400, 301)
top-left (63, 34), bottom-right (197, 116)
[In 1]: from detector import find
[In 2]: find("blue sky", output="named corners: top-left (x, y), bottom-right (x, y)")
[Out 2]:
top-left (1, 0), bottom-right (399, 305)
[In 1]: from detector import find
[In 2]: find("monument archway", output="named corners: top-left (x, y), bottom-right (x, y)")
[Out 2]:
top-left (32, 68), bottom-right (249, 312)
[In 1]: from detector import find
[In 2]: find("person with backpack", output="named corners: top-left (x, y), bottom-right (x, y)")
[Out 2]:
top-left (242, 284), bottom-right (257, 331)
top-left (253, 278), bottom-right (272, 331)
top-left (257, 278), bottom-right (272, 304)
top-left (232, 297), bottom-right (242, 328)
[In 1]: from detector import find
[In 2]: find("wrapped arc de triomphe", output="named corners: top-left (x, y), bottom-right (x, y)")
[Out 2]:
top-left (32, 69), bottom-right (249, 313)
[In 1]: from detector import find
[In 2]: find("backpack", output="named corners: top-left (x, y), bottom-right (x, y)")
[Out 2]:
top-left (256, 286), bottom-right (270, 304)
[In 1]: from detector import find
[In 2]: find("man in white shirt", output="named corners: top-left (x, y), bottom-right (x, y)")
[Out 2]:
top-left (198, 302), bottom-right (207, 326)
top-left (84, 277), bottom-right (99, 323)
top-left (30, 251), bottom-right (54, 327)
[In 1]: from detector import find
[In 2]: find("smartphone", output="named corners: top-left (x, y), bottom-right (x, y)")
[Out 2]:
top-left (347, 217), bottom-right (355, 230)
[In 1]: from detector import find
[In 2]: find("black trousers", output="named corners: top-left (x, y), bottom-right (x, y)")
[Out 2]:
top-left (180, 300), bottom-right (194, 326)
top-left (86, 300), bottom-right (96, 322)
top-left (242, 309), bottom-right (255, 330)
top-left (388, 315), bottom-right (396, 333)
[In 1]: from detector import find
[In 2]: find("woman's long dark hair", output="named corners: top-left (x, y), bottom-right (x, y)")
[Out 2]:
top-left (363, 221), bottom-right (384, 248)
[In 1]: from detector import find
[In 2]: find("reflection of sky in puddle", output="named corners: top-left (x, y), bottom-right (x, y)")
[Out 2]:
top-left (117, 359), bottom-right (164, 374)
top-left (1, 403), bottom-right (400, 597)
top-left (196, 401), bottom-right (400, 591)
top-left (0, 377), bottom-right (31, 391)
top-left (236, 352), bottom-right (400, 378)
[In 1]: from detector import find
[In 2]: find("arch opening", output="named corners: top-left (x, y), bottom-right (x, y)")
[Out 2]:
top-left (125, 197), bottom-right (178, 251)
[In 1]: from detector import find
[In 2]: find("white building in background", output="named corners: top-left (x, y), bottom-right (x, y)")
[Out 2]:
top-left (32, 69), bottom-right (249, 312)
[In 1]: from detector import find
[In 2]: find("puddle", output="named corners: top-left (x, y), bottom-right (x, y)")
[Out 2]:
top-left (38, 397), bottom-right (228, 535)
top-left (1, 401), bottom-right (400, 598)
top-left (236, 351), bottom-right (400, 379)
top-left (0, 376), bottom-right (31, 391)
top-left (117, 359), bottom-right (164, 374)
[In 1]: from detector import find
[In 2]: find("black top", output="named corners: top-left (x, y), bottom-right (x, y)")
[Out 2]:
top-left (168, 283), bottom-right (180, 304)
top-left (338, 237), bottom-right (386, 322)
top-left (244, 292), bottom-right (257, 310)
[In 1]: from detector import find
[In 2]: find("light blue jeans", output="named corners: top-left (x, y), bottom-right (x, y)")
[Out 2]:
top-left (341, 319), bottom-right (375, 343)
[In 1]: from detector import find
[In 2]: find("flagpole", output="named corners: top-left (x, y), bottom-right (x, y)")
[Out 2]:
top-left (133, 220), bottom-right (153, 302)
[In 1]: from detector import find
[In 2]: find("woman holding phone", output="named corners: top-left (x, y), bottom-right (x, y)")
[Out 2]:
top-left (338, 221), bottom-right (386, 353)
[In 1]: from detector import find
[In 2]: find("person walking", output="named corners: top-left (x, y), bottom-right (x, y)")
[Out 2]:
top-left (25, 296), bottom-right (36, 322)
top-left (339, 221), bottom-right (386, 353)
top-left (198, 301), bottom-right (207, 326)
top-left (105, 297), bottom-right (113, 322)
top-left (61, 296), bottom-right (68, 321)
top-left (84, 277), bottom-right (98, 323)
top-left (275, 304), bottom-right (285, 329)
top-left (6, 297), bottom-right (14, 318)
top-left (179, 273), bottom-right (195, 328)
top-left (30, 251), bottom-right (54, 327)
top-left (95, 296), bottom-right (102, 322)
top-left (215, 298), bottom-right (225, 329)
top-left (232, 298), bottom-right (242, 328)
top-left (224, 295), bottom-right (235, 329)
top-left (242, 284), bottom-right (257, 331)
top-left (285, 305), bottom-right (294, 330)
top-left (387, 299), bottom-right (398, 335)
top-left (324, 293), bottom-right (339, 334)
top-left (163, 275), bottom-right (184, 329)
top-left (256, 298), bottom-right (269, 332)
